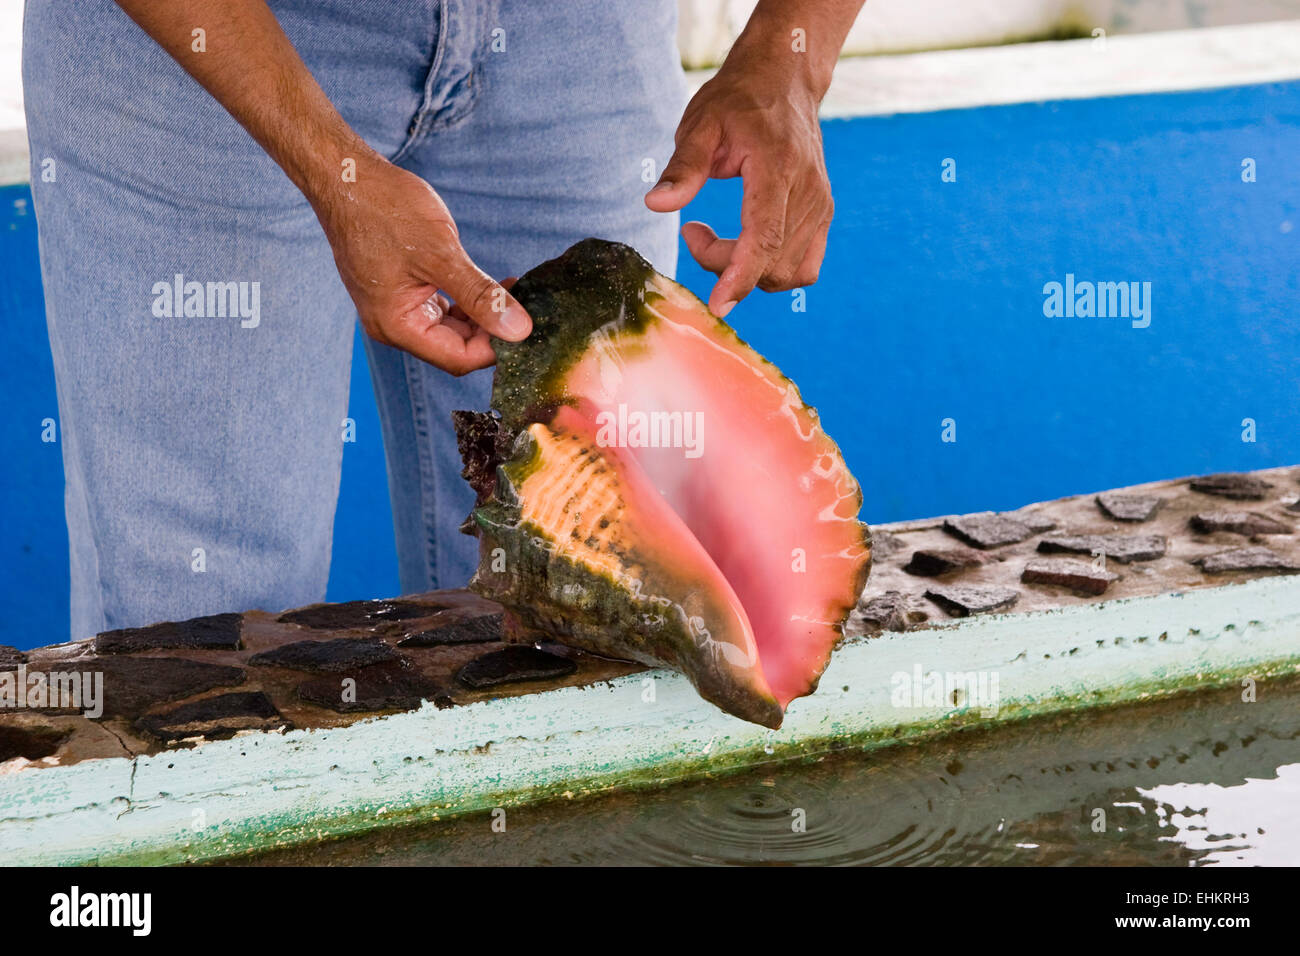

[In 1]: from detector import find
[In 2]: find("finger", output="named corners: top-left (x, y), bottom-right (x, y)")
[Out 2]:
top-left (426, 324), bottom-right (496, 375)
top-left (681, 221), bottom-right (736, 276)
top-left (387, 313), bottom-right (496, 375)
top-left (439, 313), bottom-right (475, 339)
top-left (757, 203), bottom-right (823, 292)
top-left (431, 243), bottom-right (532, 341)
top-left (645, 124), bottom-right (718, 213)
top-left (709, 162), bottom-right (788, 315)
top-left (447, 276), bottom-right (516, 325)
top-left (361, 319), bottom-right (396, 349)
top-left (792, 218), bottom-right (830, 288)
top-left (446, 327), bottom-right (497, 374)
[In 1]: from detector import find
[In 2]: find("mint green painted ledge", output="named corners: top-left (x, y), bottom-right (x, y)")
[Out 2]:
top-left (2, 573), bottom-right (1298, 865)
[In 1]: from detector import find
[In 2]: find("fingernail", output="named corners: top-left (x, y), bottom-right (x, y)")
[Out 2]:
top-left (716, 300), bottom-right (737, 318)
top-left (651, 180), bottom-right (674, 192)
top-left (501, 305), bottom-right (531, 339)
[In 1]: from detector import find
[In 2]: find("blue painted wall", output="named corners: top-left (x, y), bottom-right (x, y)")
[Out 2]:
top-left (3, 81), bottom-right (1297, 648)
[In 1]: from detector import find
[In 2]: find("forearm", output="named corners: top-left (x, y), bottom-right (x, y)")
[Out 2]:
top-left (725, 0), bottom-right (865, 99)
top-left (114, 0), bottom-right (369, 205)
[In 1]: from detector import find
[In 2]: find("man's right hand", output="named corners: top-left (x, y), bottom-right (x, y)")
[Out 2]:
top-left (114, 0), bottom-right (531, 375)
top-left (313, 153), bottom-right (532, 375)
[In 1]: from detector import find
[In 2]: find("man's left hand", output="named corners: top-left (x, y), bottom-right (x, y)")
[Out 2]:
top-left (645, 57), bottom-right (833, 318)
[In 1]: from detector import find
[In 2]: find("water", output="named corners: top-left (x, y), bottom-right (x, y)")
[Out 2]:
top-left (233, 674), bottom-right (1300, 866)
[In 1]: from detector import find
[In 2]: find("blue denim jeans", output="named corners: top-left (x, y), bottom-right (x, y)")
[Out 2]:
top-left (23, 0), bottom-right (685, 640)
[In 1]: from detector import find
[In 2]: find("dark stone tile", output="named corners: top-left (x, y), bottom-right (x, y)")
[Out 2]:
top-left (457, 646), bottom-right (578, 689)
top-left (136, 692), bottom-right (289, 743)
top-left (1037, 533), bottom-right (1166, 563)
top-left (942, 512), bottom-right (1035, 549)
top-left (54, 657), bottom-right (247, 719)
top-left (398, 608), bottom-right (504, 647)
top-left (1189, 473), bottom-right (1273, 500)
top-left (1192, 547), bottom-right (1300, 574)
top-left (277, 599), bottom-right (441, 630)
top-left (923, 584), bottom-right (1019, 617)
top-left (297, 661), bottom-right (449, 713)
top-left (856, 591), bottom-right (929, 631)
top-left (1021, 558), bottom-right (1119, 596)
top-left (248, 638), bottom-right (400, 673)
top-left (0, 724), bottom-right (70, 762)
top-left (903, 547), bottom-right (987, 577)
top-left (1096, 492), bottom-right (1162, 522)
top-left (95, 612), bottom-right (243, 654)
top-left (1189, 511), bottom-right (1290, 536)
top-left (0, 645), bottom-right (24, 671)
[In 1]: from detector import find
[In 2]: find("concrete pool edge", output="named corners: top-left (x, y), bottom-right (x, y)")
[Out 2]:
top-left (2, 571), bottom-right (1297, 866)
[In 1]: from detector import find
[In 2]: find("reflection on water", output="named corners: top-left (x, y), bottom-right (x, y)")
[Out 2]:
top-left (1142, 763), bottom-right (1300, 867)
top-left (234, 675), bottom-right (1300, 866)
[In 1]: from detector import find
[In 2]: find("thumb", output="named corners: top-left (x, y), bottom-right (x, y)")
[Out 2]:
top-left (436, 244), bottom-right (532, 342)
top-left (645, 127), bottom-right (716, 213)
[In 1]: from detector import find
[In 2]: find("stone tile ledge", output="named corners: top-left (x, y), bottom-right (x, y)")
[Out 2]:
top-left (2, 465), bottom-right (1298, 865)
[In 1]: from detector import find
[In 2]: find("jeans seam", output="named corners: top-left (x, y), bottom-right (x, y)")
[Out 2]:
top-left (400, 351), bottom-right (440, 587)
top-left (427, 61), bottom-right (482, 133)
top-left (388, 0), bottom-right (448, 166)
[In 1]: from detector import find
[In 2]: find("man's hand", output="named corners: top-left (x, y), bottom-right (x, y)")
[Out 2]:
top-left (114, 0), bottom-right (531, 374)
top-left (645, 0), bottom-right (864, 317)
top-left (647, 68), bottom-right (831, 317)
top-left (313, 153), bottom-right (531, 374)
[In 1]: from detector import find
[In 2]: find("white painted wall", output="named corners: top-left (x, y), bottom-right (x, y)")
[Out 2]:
top-left (678, 0), bottom-right (1300, 67)
top-left (0, 0), bottom-right (20, 133)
